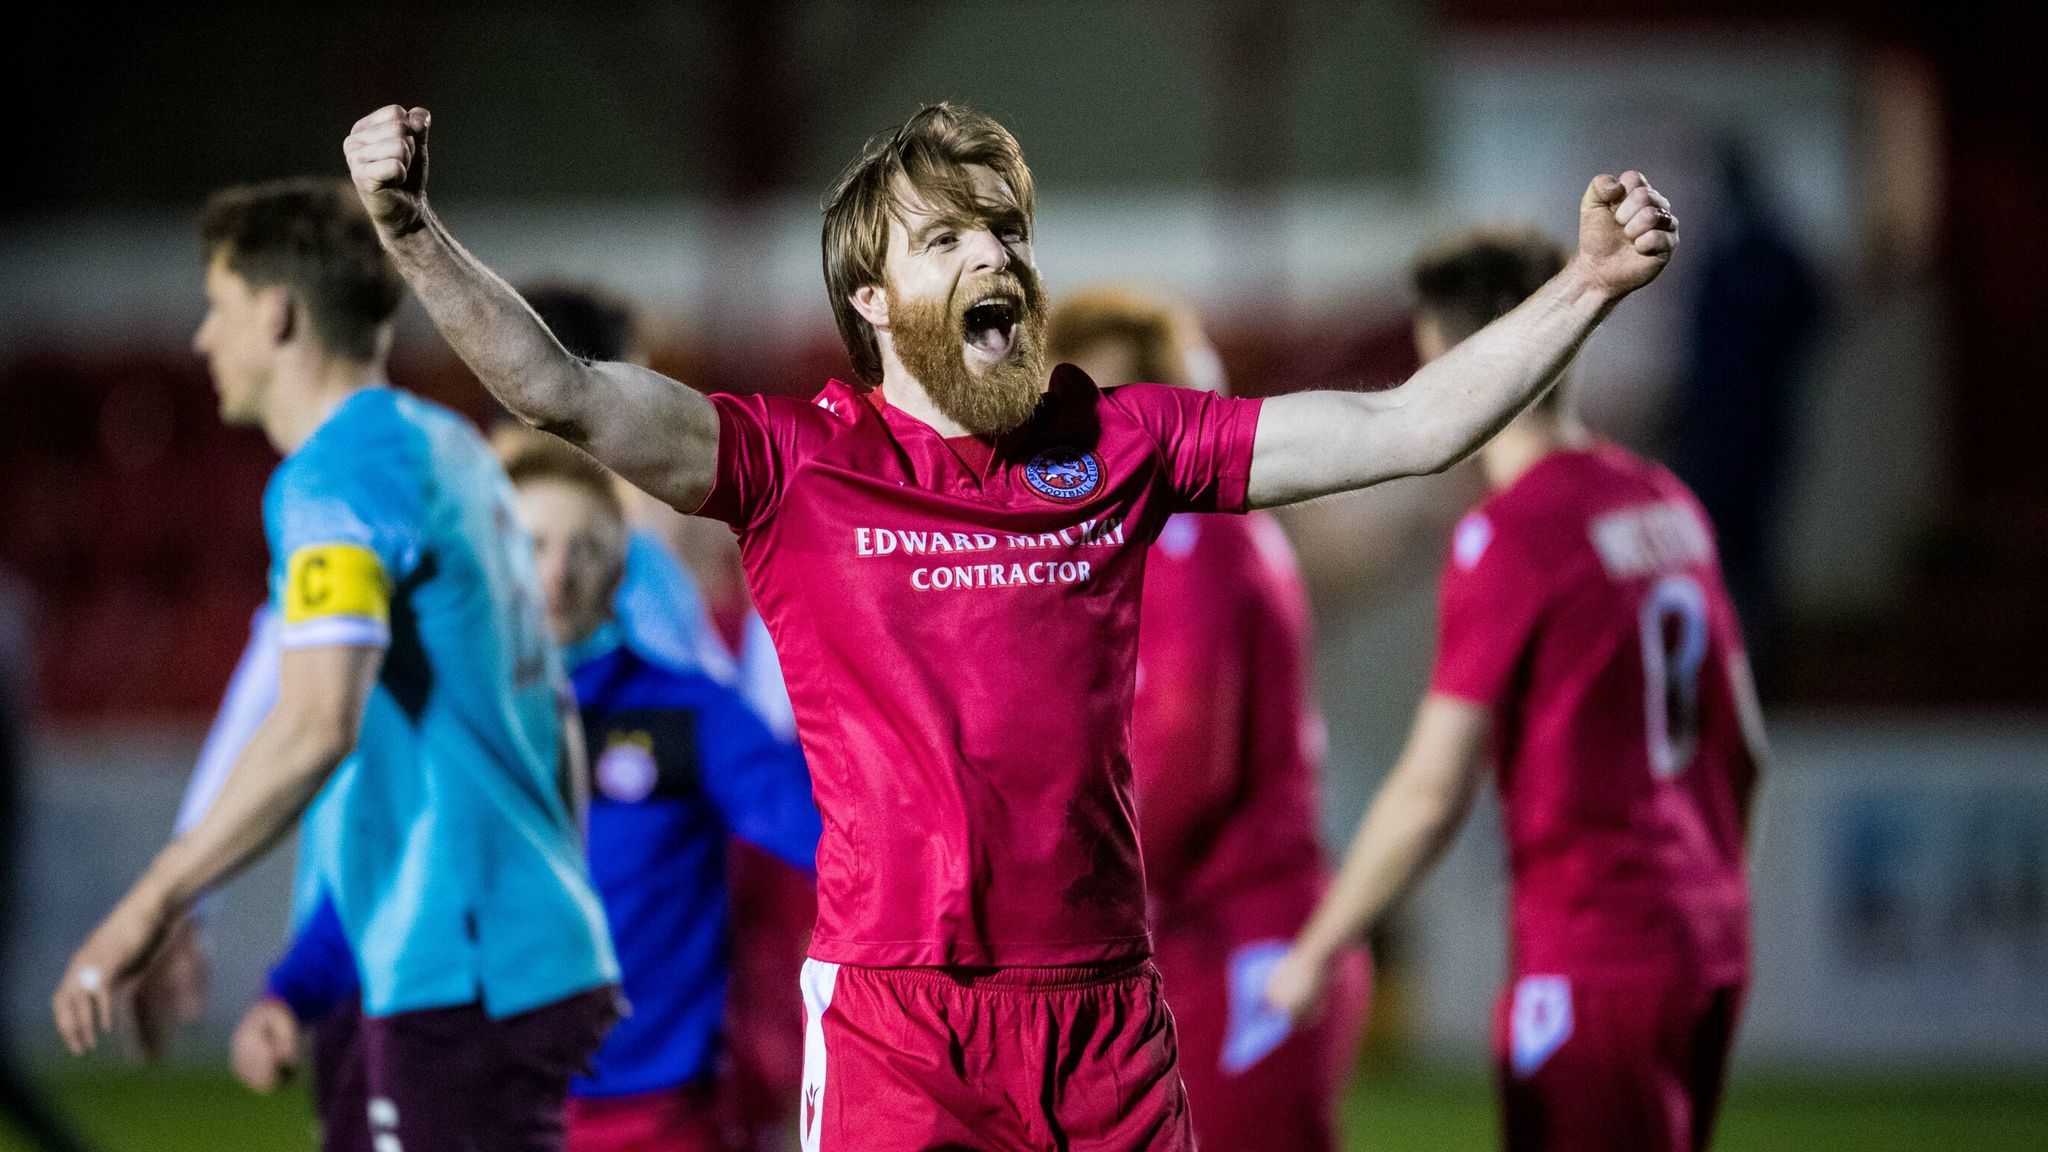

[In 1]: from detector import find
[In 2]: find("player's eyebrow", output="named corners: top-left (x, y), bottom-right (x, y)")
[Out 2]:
top-left (981, 204), bottom-right (1029, 237)
top-left (909, 216), bottom-right (958, 244)
top-left (909, 204), bottom-right (1028, 246)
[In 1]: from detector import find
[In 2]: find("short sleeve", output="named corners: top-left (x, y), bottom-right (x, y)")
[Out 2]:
top-left (695, 393), bottom-right (794, 533)
top-left (1108, 383), bottom-right (1264, 514)
top-left (265, 454), bottom-right (417, 650)
top-left (1430, 511), bottom-right (1548, 707)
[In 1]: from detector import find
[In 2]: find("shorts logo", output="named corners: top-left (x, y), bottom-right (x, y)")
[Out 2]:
top-left (1509, 975), bottom-right (1574, 1077)
top-left (798, 959), bottom-right (839, 1152)
top-left (367, 1097), bottom-right (402, 1152)
top-left (1023, 447), bottom-right (1102, 502)
top-left (596, 732), bottom-right (658, 803)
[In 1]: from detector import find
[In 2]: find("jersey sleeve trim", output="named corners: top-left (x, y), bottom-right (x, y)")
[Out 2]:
top-left (279, 615), bottom-right (391, 650)
top-left (1212, 394), bottom-right (1264, 514)
top-left (693, 394), bottom-right (756, 528)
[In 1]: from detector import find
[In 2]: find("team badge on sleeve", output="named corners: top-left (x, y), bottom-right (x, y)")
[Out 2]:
top-left (1453, 512), bottom-right (1494, 571)
top-left (280, 542), bottom-right (391, 649)
top-left (1023, 447), bottom-right (1102, 502)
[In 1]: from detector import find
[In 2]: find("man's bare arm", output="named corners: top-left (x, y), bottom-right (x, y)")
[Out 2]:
top-left (54, 644), bottom-right (379, 1053)
top-left (1262, 694), bottom-right (1492, 1022)
top-left (1246, 172), bottom-right (1676, 507)
top-left (343, 105), bottom-right (718, 512)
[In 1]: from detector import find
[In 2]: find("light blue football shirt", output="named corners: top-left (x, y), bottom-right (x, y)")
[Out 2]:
top-left (264, 386), bottom-right (617, 1018)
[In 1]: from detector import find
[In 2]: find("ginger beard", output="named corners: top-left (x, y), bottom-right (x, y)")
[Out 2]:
top-left (887, 267), bottom-right (1049, 438)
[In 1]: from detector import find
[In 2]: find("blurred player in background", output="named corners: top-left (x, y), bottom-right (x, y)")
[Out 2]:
top-left (161, 280), bottom-right (762, 1150)
top-left (516, 282), bottom-right (726, 678)
top-left (52, 178), bottom-right (621, 1152)
top-left (233, 432), bottom-right (822, 1152)
top-left (1265, 227), bottom-right (1763, 1152)
top-left (151, 282), bottom-right (722, 1152)
top-left (344, 95), bottom-right (1676, 1150)
top-left (1047, 287), bottom-right (1369, 1152)
top-left (508, 282), bottom-right (816, 1152)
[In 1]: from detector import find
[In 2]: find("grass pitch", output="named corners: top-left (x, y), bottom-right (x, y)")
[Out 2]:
top-left (5, 1060), bottom-right (2045, 1150)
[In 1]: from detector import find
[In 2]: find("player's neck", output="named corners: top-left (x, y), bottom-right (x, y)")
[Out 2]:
top-left (264, 354), bottom-right (387, 454)
top-left (1481, 417), bottom-right (1591, 491)
top-left (877, 363), bottom-right (973, 439)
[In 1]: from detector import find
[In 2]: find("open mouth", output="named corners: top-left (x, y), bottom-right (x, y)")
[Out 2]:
top-left (962, 295), bottom-right (1019, 361)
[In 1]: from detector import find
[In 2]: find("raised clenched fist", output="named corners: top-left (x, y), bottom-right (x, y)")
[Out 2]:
top-left (1577, 170), bottom-right (1678, 299)
top-left (344, 105), bottom-right (432, 237)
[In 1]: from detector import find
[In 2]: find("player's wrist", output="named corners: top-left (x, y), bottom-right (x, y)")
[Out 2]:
top-left (1559, 255), bottom-right (1625, 309)
top-left (252, 990), bottom-right (300, 1022)
top-left (121, 876), bottom-right (182, 933)
top-left (1291, 922), bottom-right (1346, 968)
top-left (376, 199), bottom-right (437, 250)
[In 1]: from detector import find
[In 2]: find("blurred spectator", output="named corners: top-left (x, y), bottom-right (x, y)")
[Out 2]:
top-left (1672, 142), bottom-right (1826, 680)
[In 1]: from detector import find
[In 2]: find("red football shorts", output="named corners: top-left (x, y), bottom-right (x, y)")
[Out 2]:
top-left (1493, 973), bottom-right (1746, 1152)
top-left (1151, 932), bottom-right (1370, 1152)
top-left (796, 957), bottom-right (1193, 1152)
top-left (567, 1082), bottom-right (724, 1152)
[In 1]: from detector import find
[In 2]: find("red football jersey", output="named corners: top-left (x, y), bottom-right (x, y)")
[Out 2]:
top-left (699, 365), bottom-right (1263, 967)
top-left (1130, 512), bottom-right (1327, 943)
top-left (1432, 444), bottom-right (1752, 983)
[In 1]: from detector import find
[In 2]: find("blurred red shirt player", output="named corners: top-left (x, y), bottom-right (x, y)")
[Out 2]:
top-left (1267, 227), bottom-right (1764, 1152)
top-left (1050, 289), bottom-right (1369, 1152)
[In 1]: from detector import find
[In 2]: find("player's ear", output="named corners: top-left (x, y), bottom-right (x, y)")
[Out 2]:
top-left (264, 287), bottom-right (296, 347)
top-left (849, 284), bottom-right (889, 332)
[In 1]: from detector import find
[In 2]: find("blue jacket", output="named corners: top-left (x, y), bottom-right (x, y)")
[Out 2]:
top-left (267, 629), bottom-right (820, 1096)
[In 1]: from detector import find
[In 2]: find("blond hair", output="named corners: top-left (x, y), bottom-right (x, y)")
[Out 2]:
top-left (821, 103), bottom-right (1036, 383)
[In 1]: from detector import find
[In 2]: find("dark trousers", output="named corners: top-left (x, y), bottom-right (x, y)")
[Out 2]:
top-left (350, 987), bottom-right (621, 1152)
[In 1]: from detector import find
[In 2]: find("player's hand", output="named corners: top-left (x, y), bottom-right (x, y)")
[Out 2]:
top-left (231, 997), bottom-right (303, 1094)
top-left (344, 105), bottom-right (432, 237)
top-left (131, 913), bottom-right (209, 1063)
top-left (1262, 943), bottom-right (1331, 1027)
top-left (1576, 171), bottom-right (1678, 300)
top-left (53, 893), bottom-right (171, 1055)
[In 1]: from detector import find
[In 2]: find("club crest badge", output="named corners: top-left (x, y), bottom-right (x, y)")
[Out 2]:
top-left (1023, 446), bottom-right (1101, 502)
top-left (596, 732), bottom-right (658, 803)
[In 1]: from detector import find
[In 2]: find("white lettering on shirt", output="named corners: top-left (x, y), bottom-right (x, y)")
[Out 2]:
top-left (856, 514), bottom-right (1124, 596)
top-left (910, 558), bottom-right (1092, 592)
top-left (855, 517), bottom-right (1122, 556)
top-left (1589, 501), bottom-right (1712, 580)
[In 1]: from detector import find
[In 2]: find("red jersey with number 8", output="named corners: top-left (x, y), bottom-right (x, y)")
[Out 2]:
top-left (1431, 444), bottom-right (1752, 985)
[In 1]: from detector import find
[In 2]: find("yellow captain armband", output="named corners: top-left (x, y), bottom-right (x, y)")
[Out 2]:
top-left (279, 542), bottom-right (392, 649)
